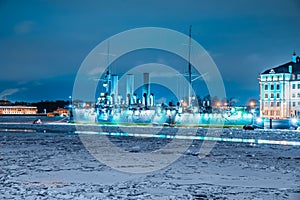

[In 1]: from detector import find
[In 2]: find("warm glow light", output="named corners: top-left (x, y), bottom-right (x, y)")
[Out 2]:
top-left (249, 101), bottom-right (255, 107)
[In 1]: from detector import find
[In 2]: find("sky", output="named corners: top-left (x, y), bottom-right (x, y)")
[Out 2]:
top-left (0, 0), bottom-right (300, 104)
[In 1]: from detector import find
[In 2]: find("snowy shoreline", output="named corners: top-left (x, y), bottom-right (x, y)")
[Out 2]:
top-left (0, 122), bottom-right (300, 143)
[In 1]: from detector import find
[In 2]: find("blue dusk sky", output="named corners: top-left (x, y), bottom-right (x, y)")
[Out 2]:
top-left (0, 0), bottom-right (300, 104)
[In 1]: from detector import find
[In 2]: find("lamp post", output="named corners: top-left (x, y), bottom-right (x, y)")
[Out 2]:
top-left (249, 100), bottom-right (256, 125)
top-left (68, 96), bottom-right (73, 122)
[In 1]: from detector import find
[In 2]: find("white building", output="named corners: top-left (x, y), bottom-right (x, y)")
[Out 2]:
top-left (259, 52), bottom-right (300, 119)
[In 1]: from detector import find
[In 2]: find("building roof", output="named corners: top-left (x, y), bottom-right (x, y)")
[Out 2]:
top-left (261, 56), bottom-right (300, 75)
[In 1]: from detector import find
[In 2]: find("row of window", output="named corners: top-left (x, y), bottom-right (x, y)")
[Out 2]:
top-left (263, 110), bottom-right (280, 116)
top-left (265, 92), bottom-right (300, 99)
top-left (263, 74), bottom-right (300, 82)
top-left (265, 101), bottom-right (281, 107)
top-left (264, 84), bottom-right (280, 90)
top-left (292, 102), bottom-right (300, 107)
top-left (292, 83), bottom-right (300, 89)
top-left (265, 101), bottom-right (300, 107)
top-left (291, 74), bottom-right (300, 80)
top-left (292, 93), bottom-right (300, 98)
top-left (264, 93), bottom-right (280, 99)
top-left (264, 83), bottom-right (300, 90)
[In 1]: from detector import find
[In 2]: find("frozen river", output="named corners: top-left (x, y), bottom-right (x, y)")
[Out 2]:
top-left (0, 126), bottom-right (300, 199)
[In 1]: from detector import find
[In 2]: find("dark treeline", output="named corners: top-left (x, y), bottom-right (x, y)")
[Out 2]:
top-left (14, 100), bottom-right (69, 113)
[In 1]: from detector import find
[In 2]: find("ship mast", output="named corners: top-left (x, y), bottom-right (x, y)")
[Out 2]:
top-left (106, 41), bottom-right (111, 94)
top-left (188, 25), bottom-right (192, 106)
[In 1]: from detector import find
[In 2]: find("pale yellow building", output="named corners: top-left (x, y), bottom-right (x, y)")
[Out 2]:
top-left (259, 52), bottom-right (300, 119)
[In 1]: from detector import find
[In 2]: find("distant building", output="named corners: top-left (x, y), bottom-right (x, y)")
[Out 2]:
top-left (259, 51), bottom-right (300, 119)
top-left (0, 97), bottom-right (37, 115)
top-left (53, 108), bottom-right (69, 117)
top-left (0, 106), bottom-right (37, 115)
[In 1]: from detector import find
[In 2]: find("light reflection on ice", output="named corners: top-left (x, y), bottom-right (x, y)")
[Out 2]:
top-left (75, 131), bottom-right (300, 146)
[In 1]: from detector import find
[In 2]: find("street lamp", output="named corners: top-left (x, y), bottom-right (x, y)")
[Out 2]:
top-left (68, 96), bottom-right (73, 122)
top-left (248, 101), bottom-right (256, 125)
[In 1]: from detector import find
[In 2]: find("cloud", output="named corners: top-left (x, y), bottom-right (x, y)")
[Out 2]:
top-left (14, 21), bottom-right (35, 34)
top-left (0, 88), bottom-right (20, 99)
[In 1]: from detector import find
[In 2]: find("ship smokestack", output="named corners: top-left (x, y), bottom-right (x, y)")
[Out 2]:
top-left (126, 74), bottom-right (134, 105)
top-left (111, 75), bottom-right (118, 105)
top-left (142, 73), bottom-right (150, 107)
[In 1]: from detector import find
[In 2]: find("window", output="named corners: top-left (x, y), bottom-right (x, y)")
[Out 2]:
top-left (292, 93), bottom-right (296, 98)
top-left (265, 102), bottom-right (268, 106)
top-left (276, 93), bottom-right (280, 98)
top-left (298, 93), bottom-right (300, 98)
top-left (293, 84), bottom-right (296, 89)
top-left (298, 102), bottom-right (300, 106)
top-left (265, 84), bottom-right (268, 90)
top-left (293, 102), bottom-right (296, 107)
top-left (276, 84), bottom-right (280, 90)
top-left (270, 102), bottom-right (274, 107)
top-left (298, 84), bottom-right (300, 89)
top-left (271, 93), bottom-right (274, 98)
top-left (297, 74), bottom-right (300, 80)
top-left (276, 102), bottom-right (280, 107)
top-left (265, 93), bottom-right (268, 98)
top-left (271, 84), bottom-right (274, 90)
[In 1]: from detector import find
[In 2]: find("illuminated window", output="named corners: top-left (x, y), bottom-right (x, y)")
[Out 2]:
top-left (276, 111), bottom-right (280, 115)
top-left (293, 84), bottom-right (296, 89)
top-left (264, 84), bottom-right (268, 90)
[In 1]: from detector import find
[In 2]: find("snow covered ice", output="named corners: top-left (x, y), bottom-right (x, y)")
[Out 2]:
top-left (0, 127), bottom-right (300, 199)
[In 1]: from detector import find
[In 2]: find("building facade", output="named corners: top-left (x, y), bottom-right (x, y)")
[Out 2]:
top-left (0, 106), bottom-right (37, 115)
top-left (259, 52), bottom-right (300, 119)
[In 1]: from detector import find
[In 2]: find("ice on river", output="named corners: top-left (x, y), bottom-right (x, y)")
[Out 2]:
top-left (0, 127), bottom-right (299, 199)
